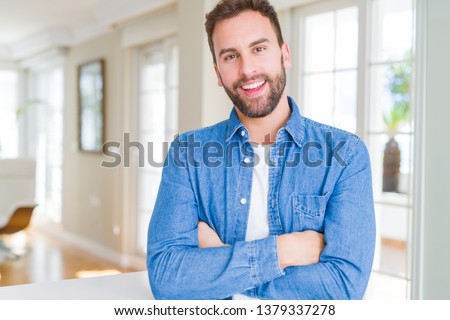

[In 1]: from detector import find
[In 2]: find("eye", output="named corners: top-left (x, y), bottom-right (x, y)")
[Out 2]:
top-left (224, 53), bottom-right (238, 62)
top-left (253, 46), bottom-right (266, 54)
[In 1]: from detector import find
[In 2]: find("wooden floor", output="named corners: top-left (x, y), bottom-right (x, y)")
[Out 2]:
top-left (1, 226), bottom-right (409, 299)
top-left (0, 227), bottom-right (140, 287)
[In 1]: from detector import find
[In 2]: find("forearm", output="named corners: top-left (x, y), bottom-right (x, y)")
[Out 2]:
top-left (147, 236), bottom-right (283, 299)
top-left (258, 230), bottom-right (373, 300)
top-left (256, 258), bottom-right (371, 300)
top-left (277, 231), bottom-right (325, 269)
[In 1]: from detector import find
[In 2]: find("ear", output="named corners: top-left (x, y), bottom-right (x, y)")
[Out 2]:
top-left (281, 42), bottom-right (292, 69)
top-left (214, 64), bottom-right (223, 87)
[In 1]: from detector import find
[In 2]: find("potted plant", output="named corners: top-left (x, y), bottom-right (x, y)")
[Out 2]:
top-left (382, 58), bottom-right (411, 193)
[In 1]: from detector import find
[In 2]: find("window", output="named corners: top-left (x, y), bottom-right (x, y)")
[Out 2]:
top-left (299, 5), bottom-right (359, 133)
top-left (27, 68), bottom-right (64, 223)
top-left (135, 39), bottom-right (179, 254)
top-left (295, 0), bottom-right (414, 299)
top-left (366, 0), bottom-right (414, 299)
top-left (0, 69), bottom-right (19, 159)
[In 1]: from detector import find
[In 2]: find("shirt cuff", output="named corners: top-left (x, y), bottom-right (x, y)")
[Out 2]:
top-left (248, 236), bottom-right (284, 286)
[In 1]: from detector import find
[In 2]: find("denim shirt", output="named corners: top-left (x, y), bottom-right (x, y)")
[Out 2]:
top-left (147, 97), bottom-right (376, 300)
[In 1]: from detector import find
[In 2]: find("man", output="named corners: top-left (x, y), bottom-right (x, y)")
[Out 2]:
top-left (147, 0), bottom-right (375, 300)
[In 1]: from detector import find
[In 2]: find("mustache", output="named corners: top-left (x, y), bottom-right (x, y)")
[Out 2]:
top-left (233, 74), bottom-right (269, 91)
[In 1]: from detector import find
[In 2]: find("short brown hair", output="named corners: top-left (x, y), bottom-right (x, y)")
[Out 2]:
top-left (205, 0), bottom-right (284, 63)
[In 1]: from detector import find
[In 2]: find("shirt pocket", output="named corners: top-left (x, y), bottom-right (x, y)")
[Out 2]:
top-left (292, 193), bottom-right (329, 232)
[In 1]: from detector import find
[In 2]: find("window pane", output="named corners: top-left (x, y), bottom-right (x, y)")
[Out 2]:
top-left (304, 12), bottom-right (335, 73)
top-left (139, 133), bottom-right (167, 168)
top-left (369, 133), bottom-right (412, 200)
top-left (366, 273), bottom-right (410, 299)
top-left (369, 63), bottom-right (412, 133)
top-left (139, 91), bottom-right (166, 133)
top-left (142, 51), bottom-right (165, 92)
top-left (137, 211), bottom-right (152, 254)
top-left (137, 169), bottom-right (161, 254)
top-left (0, 70), bottom-right (19, 158)
top-left (166, 88), bottom-right (178, 133)
top-left (336, 7), bottom-right (358, 70)
top-left (169, 44), bottom-right (179, 87)
top-left (335, 70), bottom-right (357, 133)
top-left (376, 203), bottom-right (409, 258)
top-left (304, 73), bottom-right (334, 126)
top-left (373, 202), bottom-right (410, 285)
top-left (138, 170), bottom-right (162, 213)
top-left (301, 6), bottom-right (358, 133)
top-left (371, 0), bottom-right (413, 62)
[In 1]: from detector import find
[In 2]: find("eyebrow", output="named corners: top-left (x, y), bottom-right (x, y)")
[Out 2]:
top-left (218, 38), bottom-right (270, 58)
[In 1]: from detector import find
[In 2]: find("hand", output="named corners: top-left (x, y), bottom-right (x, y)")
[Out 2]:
top-left (198, 221), bottom-right (224, 248)
top-left (277, 230), bottom-right (325, 270)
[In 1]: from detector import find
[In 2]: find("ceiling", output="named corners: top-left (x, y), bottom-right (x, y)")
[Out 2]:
top-left (0, 0), bottom-right (106, 45)
top-left (0, 0), bottom-right (312, 61)
top-left (0, 0), bottom-right (174, 60)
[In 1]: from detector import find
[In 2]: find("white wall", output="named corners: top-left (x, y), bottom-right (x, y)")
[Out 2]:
top-left (62, 31), bottom-right (125, 254)
top-left (414, 0), bottom-right (450, 299)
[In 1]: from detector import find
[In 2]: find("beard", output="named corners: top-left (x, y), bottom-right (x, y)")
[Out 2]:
top-left (221, 59), bottom-right (287, 119)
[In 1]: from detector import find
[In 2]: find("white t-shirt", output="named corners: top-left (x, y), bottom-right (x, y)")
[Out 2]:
top-left (233, 144), bottom-right (271, 300)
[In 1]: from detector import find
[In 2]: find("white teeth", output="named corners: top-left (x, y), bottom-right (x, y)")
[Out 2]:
top-left (242, 81), bottom-right (265, 90)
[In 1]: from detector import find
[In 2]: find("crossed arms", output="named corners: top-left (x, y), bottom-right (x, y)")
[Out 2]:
top-left (198, 221), bottom-right (325, 270)
top-left (147, 138), bottom-right (376, 300)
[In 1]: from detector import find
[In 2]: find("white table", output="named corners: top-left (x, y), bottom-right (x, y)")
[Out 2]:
top-left (0, 271), bottom-right (154, 300)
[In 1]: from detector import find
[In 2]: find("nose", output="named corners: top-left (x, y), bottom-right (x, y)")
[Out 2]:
top-left (239, 53), bottom-right (256, 77)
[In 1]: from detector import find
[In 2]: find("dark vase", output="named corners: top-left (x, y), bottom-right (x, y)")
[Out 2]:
top-left (383, 137), bottom-right (401, 192)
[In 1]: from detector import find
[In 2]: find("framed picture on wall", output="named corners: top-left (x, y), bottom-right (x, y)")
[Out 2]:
top-left (78, 59), bottom-right (105, 153)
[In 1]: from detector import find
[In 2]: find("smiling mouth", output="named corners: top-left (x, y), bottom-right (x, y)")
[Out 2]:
top-left (241, 80), bottom-right (266, 91)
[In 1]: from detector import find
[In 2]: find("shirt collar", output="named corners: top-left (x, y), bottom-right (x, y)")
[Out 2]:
top-left (284, 96), bottom-right (305, 147)
top-left (225, 107), bottom-right (245, 142)
top-left (226, 96), bottom-right (305, 147)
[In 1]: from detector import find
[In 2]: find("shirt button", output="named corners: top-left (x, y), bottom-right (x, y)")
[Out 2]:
top-left (244, 158), bottom-right (251, 164)
top-left (241, 130), bottom-right (246, 137)
top-left (240, 198), bottom-right (247, 205)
